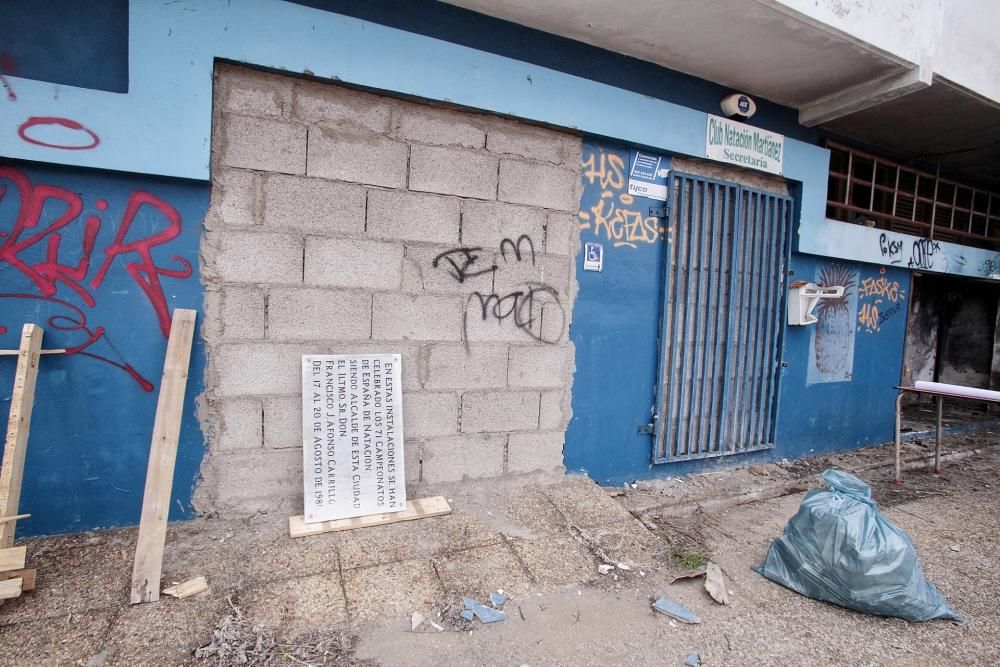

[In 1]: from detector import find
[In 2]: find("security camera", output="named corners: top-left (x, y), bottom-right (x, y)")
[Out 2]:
top-left (721, 93), bottom-right (756, 120)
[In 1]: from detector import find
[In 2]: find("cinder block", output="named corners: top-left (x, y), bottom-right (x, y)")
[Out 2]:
top-left (207, 169), bottom-right (257, 228)
top-left (541, 301), bottom-right (570, 346)
top-left (462, 296), bottom-right (538, 344)
top-left (545, 212), bottom-right (577, 255)
top-left (486, 121), bottom-right (581, 166)
top-left (403, 392), bottom-right (459, 439)
top-left (221, 114), bottom-right (307, 174)
top-left (539, 390), bottom-right (570, 431)
top-left (404, 439), bottom-right (421, 483)
top-left (307, 127), bottom-right (408, 188)
top-left (508, 345), bottom-right (573, 389)
top-left (421, 433), bottom-right (506, 482)
top-left (264, 396), bottom-right (302, 449)
top-left (200, 449), bottom-right (302, 515)
top-left (460, 391), bottom-right (539, 432)
top-left (367, 190), bottom-right (460, 245)
top-left (208, 231), bottom-right (303, 284)
top-left (402, 245), bottom-right (495, 295)
top-left (262, 174), bottom-right (365, 235)
top-left (292, 81), bottom-right (393, 133)
top-left (408, 144), bottom-right (498, 200)
top-left (213, 343), bottom-right (303, 397)
top-left (216, 398), bottom-right (264, 451)
top-left (498, 160), bottom-right (580, 212)
top-left (216, 64), bottom-right (292, 118)
top-left (507, 431), bottom-right (565, 473)
top-left (461, 201), bottom-right (545, 251)
top-left (392, 102), bottom-right (486, 148)
top-left (493, 253), bottom-right (572, 296)
top-left (425, 344), bottom-right (508, 390)
top-left (305, 238), bottom-right (403, 290)
top-left (372, 293), bottom-right (462, 341)
top-left (268, 288), bottom-right (372, 341)
top-left (219, 286), bottom-right (266, 341)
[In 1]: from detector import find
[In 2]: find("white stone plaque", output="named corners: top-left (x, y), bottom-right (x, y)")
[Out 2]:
top-left (301, 354), bottom-right (406, 523)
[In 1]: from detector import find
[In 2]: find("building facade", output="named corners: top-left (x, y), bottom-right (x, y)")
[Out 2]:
top-left (2, 0), bottom-right (998, 535)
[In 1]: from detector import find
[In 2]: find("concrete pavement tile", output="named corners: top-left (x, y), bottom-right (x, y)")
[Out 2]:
top-left (104, 596), bottom-right (230, 667)
top-left (337, 513), bottom-right (500, 570)
top-left (508, 534), bottom-right (598, 585)
top-left (0, 610), bottom-right (113, 666)
top-left (488, 488), bottom-right (568, 538)
top-left (245, 572), bottom-right (349, 639)
top-left (342, 559), bottom-right (444, 623)
top-left (543, 479), bottom-right (633, 528)
top-left (243, 531), bottom-right (339, 582)
top-left (161, 524), bottom-right (250, 592)
top-left (432, 542), bottom-right (532, 599)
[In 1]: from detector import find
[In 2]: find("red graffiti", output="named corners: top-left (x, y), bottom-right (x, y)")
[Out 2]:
top-left (1, 166), bottom-right (193, 390)
top-left (0, 51), bottom-right (16, 102)
top-left (18, 117), bottom-right (100, 150)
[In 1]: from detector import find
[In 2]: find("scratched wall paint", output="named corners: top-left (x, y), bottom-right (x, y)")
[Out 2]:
top-left (0, 161), bottom-right (208, 536)
top-left (807, 263), bottom-right (859, 384)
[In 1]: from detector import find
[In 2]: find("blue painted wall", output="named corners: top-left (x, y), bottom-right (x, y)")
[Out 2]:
top-left (567, 139), bottom-right (912, 485)
top-left (0, 160), bottom-right (208, 536)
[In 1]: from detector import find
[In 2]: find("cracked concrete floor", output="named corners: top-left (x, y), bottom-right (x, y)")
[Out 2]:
top-left (0, 439), bottom-right (997, 666)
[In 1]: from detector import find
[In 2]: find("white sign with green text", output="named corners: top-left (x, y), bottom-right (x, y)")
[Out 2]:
top-left (705, 114), bottom-right (784, 176)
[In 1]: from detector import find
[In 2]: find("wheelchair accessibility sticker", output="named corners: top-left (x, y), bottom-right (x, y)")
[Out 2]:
top-left (584, 242), bottom-right (604, 272)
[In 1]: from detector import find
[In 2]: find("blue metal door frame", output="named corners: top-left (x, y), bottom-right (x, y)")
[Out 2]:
top-left (653, 172), bottom-right (792, 463)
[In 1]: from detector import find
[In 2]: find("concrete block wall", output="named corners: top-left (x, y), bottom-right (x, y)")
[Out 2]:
top-left (196, 64), bottom-right (582, 515)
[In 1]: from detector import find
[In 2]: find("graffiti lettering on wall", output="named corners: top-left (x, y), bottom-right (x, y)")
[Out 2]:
top-left (578, 147), bottom-right (669, 249)
top-left (981, 258), bottom-right (1000, 277)
top-left (907, 239), bottom-right (941, 269)
top-left (807, 263), bottom-right (858, 385)
top-left (0, 166), bottom-right (192, 390)
top-left (878, 233), bottom-right (904, 264)
top-left (432, 235), bottom-right (565, 349)
top-left (857, 267), bottom-right (906, 334)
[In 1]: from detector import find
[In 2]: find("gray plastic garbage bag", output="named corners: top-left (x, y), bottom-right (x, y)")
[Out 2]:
top-left (756, 469), bottom-right (961, 622)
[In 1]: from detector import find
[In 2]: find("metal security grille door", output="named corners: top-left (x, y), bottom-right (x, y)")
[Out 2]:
top-left (653, 173), bottom-right (792, 463)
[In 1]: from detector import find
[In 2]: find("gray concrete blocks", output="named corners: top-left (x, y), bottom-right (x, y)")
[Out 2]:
top-left (461, 200), bottom-right (546, 251)
top-left (263, 174), bottom-right (365, 235)
top-left (216, 398), bottom-right (264, 451)
top-left (268, 287), bottom-right (372, 341)
top-left (367, 190), bottom-right (461, 244)
top-left (408, 144), bottom-right (498, 200)
top-left (403, 392), bottom-right (459, 439)
top-left (305, 238), bottom-right (403, 290)
top-left (508, 345), bottom-right (573, 389)
top-left (203, 65), bottom-right (585, 514)
top-left (221, 114), bottom-right (307, 174)
top-left (486, 120), bottom-right (581, 167)
top-left (421, 433), bottom-right (506, 482)
top-left (507, 431), bottom-right (565, 473)
top-left (307, 128), bottom-right (408, 188)
top-left (207, 169), bottom-right (258, 228)
top-left (460, 391), bottom-right (540, 432)
top-left (209, 231), bottom-right (303, 284)
top-left (292, 82), bottom-right (393, 134)
top-left (392, 103), bottom-right (486, 148)
top-left (425, 344), bottom-right (508, 390)
top-left (498, 160), bottom-right (580, 212)
top-left (372, 293), bottom-right (462, 341)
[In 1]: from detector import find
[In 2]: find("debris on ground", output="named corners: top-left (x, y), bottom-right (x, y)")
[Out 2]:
top-left (704, 562), bottom-right (730, 605)
top-left (670, 568), bottom-right (707, 584)
top-left (489, 590), bottom-right (507, 607)
top-left (651, 597), bottom-right (701, 624)
top-left (462, 596), bottom-right (507, 623)
top-left (162, 575), bottom-right (209, 599)
top-left (684, 653), bottom-right (702, 666)
top-left (598, 564), bottom-right (615, 575)
top-left (756, 469), bottom-right (962, 622)
top-left (410, 612), bottom-right (443, 633)
top-left (195, 596), bottom-right (276, 665)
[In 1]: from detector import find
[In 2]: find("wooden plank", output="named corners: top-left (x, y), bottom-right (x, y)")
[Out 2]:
top-left (0, 546), bottom-right (26, 573)
top-left (129, 309), bottom-right (197, 605)
top-left (288, 496), bottom-right (452, 538)
top-left (0, 577), bottom-right (22, 600)
top-left (0, 349), bottom-right (65, 356)
top-left (162, 575), bottom-right (208, 599)
top-left (0, 324), bottom-right (43, 549)
top-left (7, 568), bottom-right (35, 590)
top-left (0, 514), bottom-right (30, 525)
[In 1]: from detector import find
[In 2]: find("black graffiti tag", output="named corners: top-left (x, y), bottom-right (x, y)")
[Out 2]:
top-left (878, 233), bottom-right (904, 264)
top-left (907, 239), bottom-right (940, 269)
